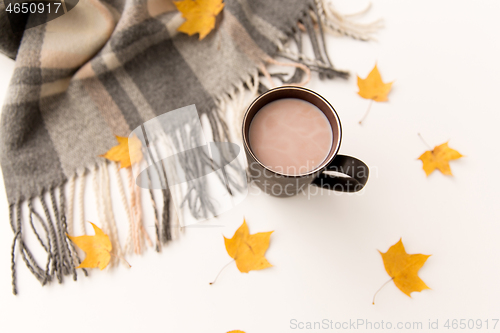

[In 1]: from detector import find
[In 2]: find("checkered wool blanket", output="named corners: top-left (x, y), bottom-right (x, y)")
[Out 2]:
top-left (0, 0), bottom-right (379, 294)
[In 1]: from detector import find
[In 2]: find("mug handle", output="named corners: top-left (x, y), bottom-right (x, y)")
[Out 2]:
top-left (311, 155), bottom-right (369, 192)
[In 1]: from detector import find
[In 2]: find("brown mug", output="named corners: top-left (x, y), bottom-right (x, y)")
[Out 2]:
top-left (242, 86), bottom-right (369, 197)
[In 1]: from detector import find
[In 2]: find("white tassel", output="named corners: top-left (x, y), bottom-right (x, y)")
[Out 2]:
top-left (114, 162), bottom-right (134, 256)
top-left (77, 168), bottom-right (87, 235)
top-left (101, 161), bottom-right (124, 265)
top-left (92, 164), bottom-right (108, 234)
top-left (314, 0), bottom-right (383, 41)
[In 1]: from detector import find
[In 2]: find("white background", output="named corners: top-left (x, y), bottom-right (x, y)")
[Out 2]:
top-left (1, 1), bottom-right (500, 332)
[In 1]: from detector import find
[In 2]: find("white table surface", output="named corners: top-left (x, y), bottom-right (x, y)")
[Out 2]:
top-left (1, 1), bottom-right (499, 332)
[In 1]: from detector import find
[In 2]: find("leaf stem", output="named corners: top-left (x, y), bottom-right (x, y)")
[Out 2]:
top-left (209, 259), bottom-right (235, 285)
top-left (417, 133), bottom-right (433, 150)
top-left (359, 99), bottom-right (374, 125)
top-left (372, 277), bottom-right (394, 305)
top-left (110, 252), bottom-right (131, 268)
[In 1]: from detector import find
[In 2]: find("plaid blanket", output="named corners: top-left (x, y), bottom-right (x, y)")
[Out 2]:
top-left (0, 0), bottom-right (376, 294)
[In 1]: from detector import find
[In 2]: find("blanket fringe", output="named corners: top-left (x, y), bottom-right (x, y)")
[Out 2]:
top-left (9, 160), bottom-right (175, 294)
top-left (314, 0), bottom-right (383, 41)
top-left (275, 0), bottom-right (383, 84)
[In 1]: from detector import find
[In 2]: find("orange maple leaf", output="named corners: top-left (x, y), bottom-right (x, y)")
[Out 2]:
top-left (418, 142), bottom-right (463, 176)
top-left (174, 0), bottom-right (224, 40)
top-left (375, 239), bottom-right (431, 303)
top-left (100, 135), bottom-right (143, 169)
top-left (224, 219), bottom-right (273, 273)
top-left (68, 222), bottom-right (112, 270)
top-left (357, 64), bottom-right (393, 102)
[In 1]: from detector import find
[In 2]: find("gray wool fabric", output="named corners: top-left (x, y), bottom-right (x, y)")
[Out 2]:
top-left (0, 0), bottom-right (347, 293)
top-left (0, 0), bottom-right (341, 203)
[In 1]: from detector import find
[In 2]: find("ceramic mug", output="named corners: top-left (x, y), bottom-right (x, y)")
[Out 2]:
top-left (242, 86), bottom-right (369, 197)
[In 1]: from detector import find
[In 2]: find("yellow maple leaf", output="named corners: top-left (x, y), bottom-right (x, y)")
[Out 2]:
top-left (379, 239), bottom-right (431, 298)
top-left (174, 0), bottom-right (224, 40)
top-left (357, 64), bottom-right (393, 102)
top-left (227, 331), bottom-right (245, 333)
top-left (100, 135), bottom-right (143, 169)
top-left (418, 142), bottom-right (463, 176)
top-left (68, 222), bottom-right (112, 270)
top-left (224, 219), bottom-right (273, 273)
